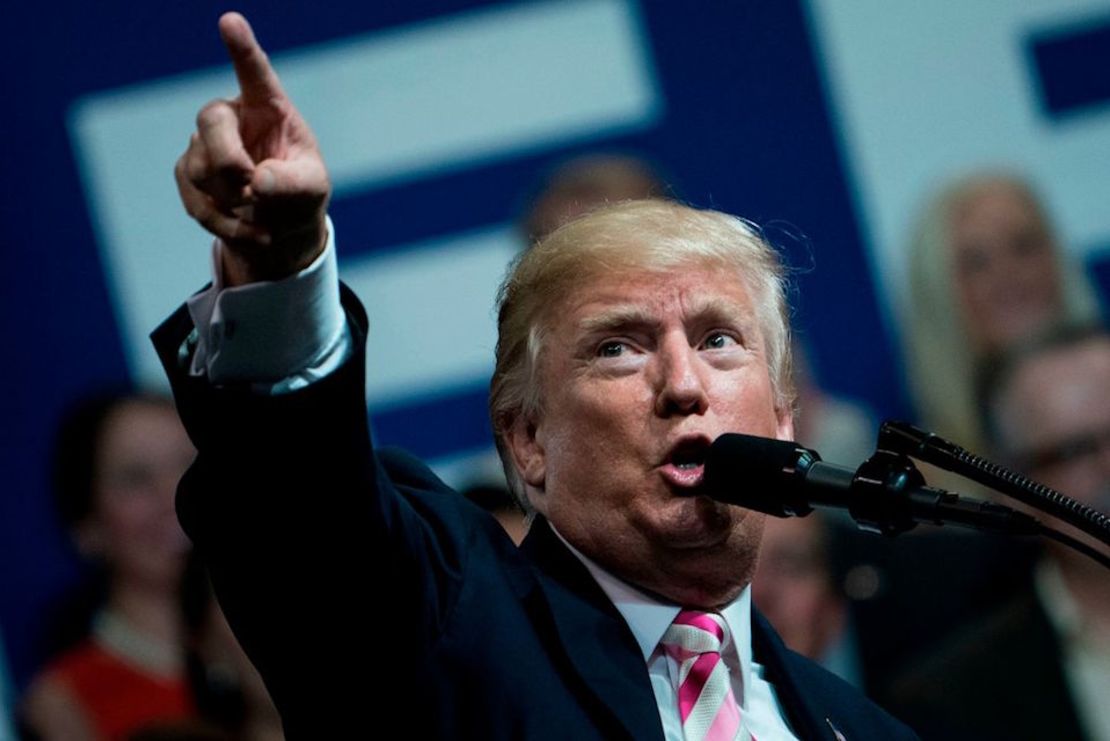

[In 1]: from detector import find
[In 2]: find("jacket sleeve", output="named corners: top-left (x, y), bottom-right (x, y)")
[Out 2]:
top-left (152, 283), bottom-right (471, 732)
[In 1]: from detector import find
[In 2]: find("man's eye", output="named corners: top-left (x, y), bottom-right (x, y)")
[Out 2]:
top-left (598, 341), bottom-right (627, 358)
top-left (703, 333), bottom-right (736, 350)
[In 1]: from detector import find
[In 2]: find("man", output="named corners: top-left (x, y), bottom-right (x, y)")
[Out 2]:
top-left (159, 12), bottom-right (916, 739)
top-left (752, 515), bottom-right (860, 688)
top-left (520, 153), bottom-right (669, 245)
top-left (890, 326), bottom-right (1110, 740)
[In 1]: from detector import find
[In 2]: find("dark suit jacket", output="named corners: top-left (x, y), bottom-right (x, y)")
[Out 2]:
top-left (153, 286), bottom-right (917, 739)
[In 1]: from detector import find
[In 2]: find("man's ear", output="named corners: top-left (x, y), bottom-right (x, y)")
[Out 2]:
top-left (507, 412), bottom-right (546, 491)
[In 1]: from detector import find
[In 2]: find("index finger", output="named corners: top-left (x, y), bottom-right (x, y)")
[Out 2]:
top-left (218, 12), bottom-right (286, 104)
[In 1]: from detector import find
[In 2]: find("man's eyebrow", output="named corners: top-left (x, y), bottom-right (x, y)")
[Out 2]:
top-left (685, 297), bottom-right (762, 348)
top-left (575, 298), bottom-right (753, 334)
top-left (685, 296), bottom-right (751, 325)
top-left (577, 306), bottom-right (659, 334)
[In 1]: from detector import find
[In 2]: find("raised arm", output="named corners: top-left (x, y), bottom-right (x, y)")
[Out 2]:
top-left (175, 12), bottom-right (329, 285)
top-left (159, 17), bottom-right (478, 735)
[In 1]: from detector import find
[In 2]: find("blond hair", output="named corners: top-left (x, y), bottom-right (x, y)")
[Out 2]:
top-left (490, 199), bottom-right (794, 505)
top-left (904, 172), bottom-right (1100, 450)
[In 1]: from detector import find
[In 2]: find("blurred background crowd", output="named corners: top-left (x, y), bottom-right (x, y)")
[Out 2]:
top-left (2, 2), bottom-right (1109, 739)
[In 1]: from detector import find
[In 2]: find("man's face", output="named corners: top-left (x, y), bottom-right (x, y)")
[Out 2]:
top-left (998, 337), bottom-right (1110, 521)
top-left (752, 516), bottom-right (845, 660)
top-left (508, 263), bottom-right (793, 608)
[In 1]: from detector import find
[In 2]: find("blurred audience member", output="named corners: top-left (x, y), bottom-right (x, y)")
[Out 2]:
top-left (824, 172), bottom-right (1094, 711)
top-left (182, 555), bottom-right (282, 741)
top-left (137, 553), bottom-right (283, 741)
top-left (520, 153), bottom-right (668, 244)
top-left (21, 392), bottom-right (196, 741)
top-left (890, 325), bottom-right (1110, 740)
top-left (0, 630), bottom-right (14, 741)
top-left (829, 517), bottom-right (1037, 711)
top-left (903, 172), bottom-right (1100, 453)
top-left (752, 514), bottom-right (862, 688)
top-left (792, 339), bottom-right (876, 466)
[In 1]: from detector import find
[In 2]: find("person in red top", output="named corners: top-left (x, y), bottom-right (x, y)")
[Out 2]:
top-left (22, 392), bottom-right (196, 740)
top-left (34, 638), bottom-right (190, 741)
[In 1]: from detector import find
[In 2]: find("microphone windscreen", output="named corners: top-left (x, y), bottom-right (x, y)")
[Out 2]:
top-left (705, 433), bottom-right (810, 517)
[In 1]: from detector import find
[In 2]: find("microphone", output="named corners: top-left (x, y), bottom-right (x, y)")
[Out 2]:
top-left (704, 433), bottom-right (1042, 537)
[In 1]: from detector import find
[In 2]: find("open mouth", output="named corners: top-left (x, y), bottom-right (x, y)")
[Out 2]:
top-left (670, 441), bottom-right (708, 469)
top-left (662, 437), bottom-right (711, 488)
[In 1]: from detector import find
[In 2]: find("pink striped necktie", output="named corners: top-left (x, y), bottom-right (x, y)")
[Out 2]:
top-left (660, 610), bottom-right (752, 741)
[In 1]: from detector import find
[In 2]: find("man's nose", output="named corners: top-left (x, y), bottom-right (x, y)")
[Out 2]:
top-left (654, 339), bottom-right (709, 417)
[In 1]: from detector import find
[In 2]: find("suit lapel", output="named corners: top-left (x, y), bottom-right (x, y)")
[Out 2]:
top-left (520, 518), bottom-right (665, 741)
top-left (752, 609), bottom-right (841, 740)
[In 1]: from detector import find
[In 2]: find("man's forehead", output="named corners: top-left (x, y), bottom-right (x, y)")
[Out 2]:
top-left (560, 266), bottom-right (754, 321)
top-left (578, 292), bottom-right (754, 327)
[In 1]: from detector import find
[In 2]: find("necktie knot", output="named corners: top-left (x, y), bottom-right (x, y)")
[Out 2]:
top-left (661, 610), bottom-right (729, 658)
top-left (659, 610), bottom-right (746, 741)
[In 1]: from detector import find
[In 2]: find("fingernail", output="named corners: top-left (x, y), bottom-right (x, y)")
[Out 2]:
top-left (255, 168), bottom-right (275, 194)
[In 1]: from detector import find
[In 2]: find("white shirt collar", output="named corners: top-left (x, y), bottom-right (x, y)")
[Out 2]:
top-left (550, 525), bottom-right (753, 672)
top-left (549, 525), bottom-right (799, 740)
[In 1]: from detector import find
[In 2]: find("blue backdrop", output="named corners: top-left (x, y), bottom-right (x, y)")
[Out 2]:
top-left (3, 0), bottom-right (1107, 688)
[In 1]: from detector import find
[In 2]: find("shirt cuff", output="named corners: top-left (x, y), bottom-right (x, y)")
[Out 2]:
top-left (186, 216), bottom-right (351, 393)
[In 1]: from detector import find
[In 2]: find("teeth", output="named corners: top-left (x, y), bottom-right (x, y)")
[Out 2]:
top-left (676, 461), bottom-right (699, 470)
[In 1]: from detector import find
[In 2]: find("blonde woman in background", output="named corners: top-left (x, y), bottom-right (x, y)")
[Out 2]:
top-left (826, 177), bottom-right (1102, 705)
top-left (904, 172), bottom-right (1101, 454)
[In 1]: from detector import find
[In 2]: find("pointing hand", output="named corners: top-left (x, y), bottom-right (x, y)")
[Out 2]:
top-left (175, 12), bottom-right (330, 285)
